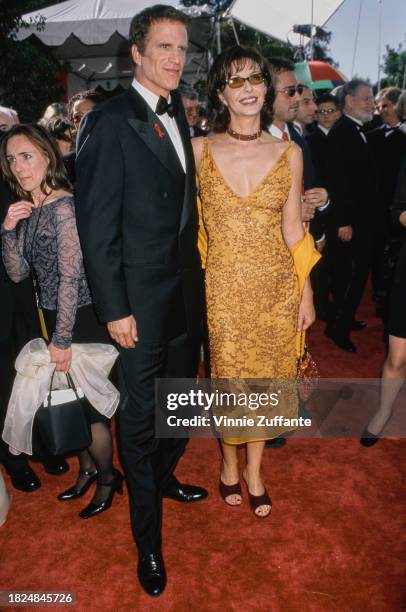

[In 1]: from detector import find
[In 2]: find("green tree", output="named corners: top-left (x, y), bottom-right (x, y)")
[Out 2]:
top-left (380, 44), bottom-right (406, 89)
top-left (0, 1), bottom-right (63, 121)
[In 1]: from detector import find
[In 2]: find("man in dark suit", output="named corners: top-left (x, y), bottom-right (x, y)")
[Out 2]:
top-left (178, 84), bottom-right (206, 137)
top-left (325, 79), bottom-right (377, 352)
top-left (267, 58), bottom-right (329, 239)
top-left (75, 5), bottom-right (206, 597)
top-left (306, 94), bottom-right (341, 321)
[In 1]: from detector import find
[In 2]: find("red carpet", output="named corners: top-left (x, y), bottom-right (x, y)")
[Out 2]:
top-left (1, 291), bottom-right (405, 611)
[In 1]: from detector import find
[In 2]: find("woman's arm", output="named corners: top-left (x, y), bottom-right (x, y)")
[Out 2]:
top-left (49, 199), bottom-right (81, 371)
top-left (1, 203), bottom-right (31, 282)
top-left (282, 143), bottom-right (305, 249)
top-left (282, 144), bottom-right (315, 331)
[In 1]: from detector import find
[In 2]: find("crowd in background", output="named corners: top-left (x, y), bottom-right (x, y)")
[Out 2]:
top-left (0, 58), bottom-right (405, 523)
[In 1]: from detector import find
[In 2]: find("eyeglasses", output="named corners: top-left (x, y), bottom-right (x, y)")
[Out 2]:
top-left (316, 108), bottom-right (337, 115)
top-left (225, 72), bottom-right (265, 89)
top-left (276, 84), bottom-right (305, 98)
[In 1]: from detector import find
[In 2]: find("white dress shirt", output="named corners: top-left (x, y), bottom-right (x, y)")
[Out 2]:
top-left (132, 78), bottom-right (186, 172)
top-left (317, 125), bottom-right (329, 136)
top-left (269, 123), bottom-right (290, 141)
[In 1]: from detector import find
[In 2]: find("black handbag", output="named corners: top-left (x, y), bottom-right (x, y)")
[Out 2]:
top-left (35, 372), bottom-right (92, 456)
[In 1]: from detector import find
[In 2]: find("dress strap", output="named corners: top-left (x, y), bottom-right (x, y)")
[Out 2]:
top-left (197, 137), bottom-right (210, 176)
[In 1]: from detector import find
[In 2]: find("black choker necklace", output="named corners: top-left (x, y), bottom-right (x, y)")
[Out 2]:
top-left (227, 127), bottom-right (262, 141)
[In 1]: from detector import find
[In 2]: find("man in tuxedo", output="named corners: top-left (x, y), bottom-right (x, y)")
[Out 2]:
top-left (75, 6), bottom-right (206, 597)
top-left (294, 85), bottom-right (317, 137)
top-left (307, 94), bottom-right (340, 185)
top-left (306, 94), bottom-right (341, 321)
top-left (178, 84), bottom-right (206, 137)
top-left (267, 58), bottom-right (329, 234)
top-left (325, 79), bottom-right (377, 351)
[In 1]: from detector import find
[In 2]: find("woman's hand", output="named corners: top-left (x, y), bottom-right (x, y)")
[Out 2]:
top-left (48, 343), bottom-right (72, 373)
top-left (297, 284), bottom-right (316, 331)
top-left (2, 201), bottom-right (33, 231)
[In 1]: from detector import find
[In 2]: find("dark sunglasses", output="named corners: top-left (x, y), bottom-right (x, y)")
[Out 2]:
top-left (316, 108), bottom-right (337, 115)
top-left (57, 133), bottom-right (74, 143)
top-left (225, 72), bottom-right (265, 89)
top-left (277, 84), bottom-right (305, 97)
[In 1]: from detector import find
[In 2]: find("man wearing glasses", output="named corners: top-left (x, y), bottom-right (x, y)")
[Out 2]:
top-left (268, 57), bottom-right (329, 225)
top-left (325, 79), bottom-right (377, 352)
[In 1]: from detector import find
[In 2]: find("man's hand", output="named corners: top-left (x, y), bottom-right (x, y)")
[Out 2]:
top-left (301, 200), bottom-right (316, 222)
top-left (316, 237), bottom-right (326, 253)
top-left (107, 315), bottom-right (138, 349)
top-left (303, 187), bottom-right (328, 209)
top-left (338, 225), bottom-right (352, 242)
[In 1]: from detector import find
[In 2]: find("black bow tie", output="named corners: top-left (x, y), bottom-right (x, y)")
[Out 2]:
top-left (156, 96), bottom-right (175, 118)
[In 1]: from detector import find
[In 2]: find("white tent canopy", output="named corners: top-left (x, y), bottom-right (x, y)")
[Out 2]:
top-left (229, 0), bottom-right (344, 47)
top-left (18, 0), bottom-right (214, 94)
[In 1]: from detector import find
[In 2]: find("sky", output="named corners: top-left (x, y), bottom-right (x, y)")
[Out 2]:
top-left (325, 0), bottom-right (406, 83)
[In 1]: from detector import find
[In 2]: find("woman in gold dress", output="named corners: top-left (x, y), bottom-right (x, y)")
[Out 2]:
top-left (193, 46), bottom-right (317, 518)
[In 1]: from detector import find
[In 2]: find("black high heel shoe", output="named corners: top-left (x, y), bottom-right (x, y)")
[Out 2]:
top-left (79, 469), bottom-right (124, 519)
top-left (360, 427), bottom-right (380, 447)
top-left (57, 469), bottom-right (98, 500)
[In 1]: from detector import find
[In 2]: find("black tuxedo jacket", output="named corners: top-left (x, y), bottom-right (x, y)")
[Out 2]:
top-left (325, 114), bottom-right (378, 232)
top-left (288, 123), bottom-right (326, 241)
top-left (75, 87), bottom-right (203, 342)
top-left (306, 127), bottom-right (328, 187)
top-left (367, 124), bottom-right (406, 210)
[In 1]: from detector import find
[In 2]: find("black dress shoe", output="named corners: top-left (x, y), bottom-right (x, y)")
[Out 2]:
top-left (79, 469), bottom-right (124, 519)
top-left (163, 482), bottom-right (208, 503)
top-left (351, 320), bottom-right (367, 331)
top-left (9, 466), bottom-right (41, 492)
top-left (43, 456), bottom-right (70, 475)
top-left (137, 552), bottom-right (166, 597)
top-left (325, 327), bottom-right (356, 352)
top-left (360, 427), bottom-right (380, 447)
top-left (265, 437), bottom-right (286, 449)
top-left (58, 469), bottom-right (98, 500)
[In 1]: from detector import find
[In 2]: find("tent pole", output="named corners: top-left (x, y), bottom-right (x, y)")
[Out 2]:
top-left (216, 15), bottom-right (221, 54)
top-left (351, 0), bottom-right (363, 78)
top-left (309, 0), bottom-right (314, 60)
top-left (230, 18), bottom-right (240, 45)
top-left (377, 0), bottom-right (382, 91)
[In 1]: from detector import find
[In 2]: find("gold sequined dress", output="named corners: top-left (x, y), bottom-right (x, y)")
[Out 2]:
top-left (198, 138), bottom-right (300, 443)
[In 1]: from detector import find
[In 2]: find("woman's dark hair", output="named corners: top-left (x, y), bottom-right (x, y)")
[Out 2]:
top-left (207, 46), bottom-right (274, 133)
top-left (0, 123), bottom-right (72, 200)
top-left (129, 5), bottom-right (190, 54)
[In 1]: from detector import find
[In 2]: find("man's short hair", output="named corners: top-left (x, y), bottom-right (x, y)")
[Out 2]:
top-left (178, 84), bottom-right (198, 101)
top-left (129, 5), bottom-right (190, 54)
top-left (317, 93), bottom-right (339, 108)
top-left (337, 78), bottom-right (370, 111)
top-left (396, 92), bottom-right (406, 122)
top-left (377, 86), bottom-right (402, 106)
top-left (267, 56), bottom-right (295, 86)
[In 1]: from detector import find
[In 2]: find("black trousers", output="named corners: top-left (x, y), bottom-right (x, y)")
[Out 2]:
top-left (327, 229), bottom-right (372, 333)
top-left (0, 277), bottom-right (41, 472)
top-left (118, 331), bottom-right (201, 555)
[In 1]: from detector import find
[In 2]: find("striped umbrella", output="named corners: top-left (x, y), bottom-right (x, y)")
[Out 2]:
top-left (294, 61), bottom-right (348, 90)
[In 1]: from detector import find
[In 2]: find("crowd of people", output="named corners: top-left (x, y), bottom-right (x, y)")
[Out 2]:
top-left (0, 4), bottom-right (405, 597)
